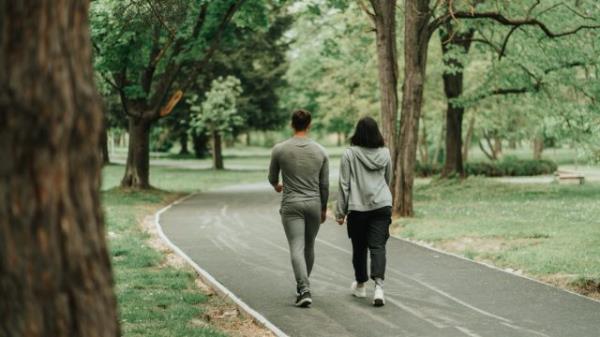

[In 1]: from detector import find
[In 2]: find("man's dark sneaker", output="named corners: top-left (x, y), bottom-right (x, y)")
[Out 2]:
top-left (295, 291), bottom-right (312, 307)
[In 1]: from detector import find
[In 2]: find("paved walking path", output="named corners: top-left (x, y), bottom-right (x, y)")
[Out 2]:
top-left (158, 183), bottom-right (600, 337)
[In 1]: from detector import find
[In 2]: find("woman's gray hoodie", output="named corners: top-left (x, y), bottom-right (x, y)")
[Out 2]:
top-left (335, 146), bottom-right (393, 219)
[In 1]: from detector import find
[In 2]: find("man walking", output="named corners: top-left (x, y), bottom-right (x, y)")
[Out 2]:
top-left (268, 109), bottom-right (329, 308)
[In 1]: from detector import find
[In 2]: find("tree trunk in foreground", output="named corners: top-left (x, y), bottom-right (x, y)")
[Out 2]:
top-left (0, 2), bottom-right (120, 336)
top-left (369, 0), bottom-right (399, 165)
top-left (393, 0), bottom-right (432, 217)
top-left (212, 131), bottom-right (224, 170)
top-left (440, 26), bottom-right (474, 177)
top-left (121, 117), bottom-right (151, 188)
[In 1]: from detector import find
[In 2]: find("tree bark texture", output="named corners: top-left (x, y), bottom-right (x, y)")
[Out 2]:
top-left (369, 0), bottom-right (399, 164)
top-left (393, 0), bottom-right (432, 217)
top-left (212, 131), bottom-right (224, 170)
top-left (440, 25), bottom-right (474, 177)
top-left (121, 117), bottom-right (151, 188)
top-left (0, 2), bottom-right (120, 336)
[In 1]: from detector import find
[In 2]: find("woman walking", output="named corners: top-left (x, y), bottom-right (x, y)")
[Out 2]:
top-left (335, 117), bottom-right (393, 307)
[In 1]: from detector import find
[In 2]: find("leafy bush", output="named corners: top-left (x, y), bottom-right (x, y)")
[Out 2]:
top-left (416, 158), bottom-right (557, 177)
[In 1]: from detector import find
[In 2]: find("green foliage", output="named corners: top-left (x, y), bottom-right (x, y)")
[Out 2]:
top-left (189, 76), bottom-right (244, 137)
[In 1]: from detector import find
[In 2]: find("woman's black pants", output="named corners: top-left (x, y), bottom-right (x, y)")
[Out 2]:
top-left (347, 206), bottom-right (392, 284)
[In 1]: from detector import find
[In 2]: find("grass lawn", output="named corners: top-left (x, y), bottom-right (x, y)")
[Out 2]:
top-left (392, 178), bottom-right (600, 297)
top-left (103, 165), bottom-right (268, 337)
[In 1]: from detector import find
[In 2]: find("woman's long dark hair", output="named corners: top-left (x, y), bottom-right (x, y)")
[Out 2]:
top-left (350, 117), bottom-right (385, 148)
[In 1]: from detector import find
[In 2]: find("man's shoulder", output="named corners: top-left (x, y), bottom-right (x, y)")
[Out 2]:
top-left (310, 140), bottom-right (328, 157)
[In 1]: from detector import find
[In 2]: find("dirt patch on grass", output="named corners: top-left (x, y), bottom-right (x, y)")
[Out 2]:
top-left (140, 202), bottom-right (275, 337)
top-left (540, 274), bottom-right (600, 300)
top-left (437, 236), bottom-right (542, 257)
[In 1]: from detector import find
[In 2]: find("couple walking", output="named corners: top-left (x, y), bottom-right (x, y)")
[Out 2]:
top-left (268, 109), bottom-right (393, 308)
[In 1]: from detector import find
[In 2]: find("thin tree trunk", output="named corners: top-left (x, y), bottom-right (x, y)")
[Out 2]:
top-left (440, 25), bottom-right (474, 177)
top-left (179, 133), bottom-right (189, 155)
top-left (246, 131), bottom-right (251, 146)
top-left (493, 136), bottom-right (502, 158)
top-left (432, 120), bottom-right (445, 167)
top-left (101, 123), bottom-right (110, 165)
top-left (369, 0), bottom-right (399, 166)
top-left (193, 132), bottom-right (210, 159)
top-left (508, 139), bottom-right (517, 149)
top-left (121, 117), bottom-right (151, 188)
top-left (213, 131), bottom-right (224, 170)
top-left (419, 120), bottom-right (430, 165)
top-left (337, 132), bottom-right (342, 147)
top-left (463, 115), bottom-right (475, 163)
top-left (393, 0), bottom-right (432, 217)
top-left (0, 1), bottom-right (119, 336)
top-left (533, 136), bottom-right (544, 160)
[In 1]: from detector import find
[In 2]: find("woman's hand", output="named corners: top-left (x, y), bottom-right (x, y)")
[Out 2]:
top-left (336, 217), bottom-right (345, 225)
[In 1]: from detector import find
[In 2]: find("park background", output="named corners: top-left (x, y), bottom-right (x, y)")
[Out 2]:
top-left (89, 1), bottom-right (600, 336)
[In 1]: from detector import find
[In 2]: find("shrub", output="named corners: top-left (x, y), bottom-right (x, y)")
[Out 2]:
top-left (416, 158), bottom-right (558, 177)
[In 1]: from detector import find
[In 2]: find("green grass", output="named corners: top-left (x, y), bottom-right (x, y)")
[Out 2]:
top-left (103, 164), bottom-right (268, 192)
top-left (103, 164), bottom-right (266, 336)
top-left (393, 178), bottom-right (600, 289)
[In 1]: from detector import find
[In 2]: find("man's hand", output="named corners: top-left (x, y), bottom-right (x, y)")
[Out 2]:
top-left (321, 210), bottom-right (327, 224)
top-left (274, 183), bottom-right (283, 193)
top-left (336, 217), bottom-right (345, 225)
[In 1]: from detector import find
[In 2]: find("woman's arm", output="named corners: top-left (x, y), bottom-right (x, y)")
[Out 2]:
top-left (335, 150), bottom-right (351, 221)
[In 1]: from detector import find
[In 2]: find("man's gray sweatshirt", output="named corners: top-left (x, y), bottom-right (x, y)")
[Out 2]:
top-left (268, 137), bottom-right (329, 210)
top-left (335, 146), bottom-right (392, 219)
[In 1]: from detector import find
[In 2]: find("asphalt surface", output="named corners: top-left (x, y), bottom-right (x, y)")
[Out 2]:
top-left (159, 183), bottom-right (600, 337)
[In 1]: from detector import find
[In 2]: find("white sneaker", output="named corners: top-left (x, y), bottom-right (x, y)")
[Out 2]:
top-left (373, 284), bottom-right (385, 307)
top-left (351, 281), bottom-right (367, 298)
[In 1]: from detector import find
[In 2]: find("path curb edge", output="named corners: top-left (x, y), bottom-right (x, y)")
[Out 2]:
top-left (154, 193), bottom-right (290, 337)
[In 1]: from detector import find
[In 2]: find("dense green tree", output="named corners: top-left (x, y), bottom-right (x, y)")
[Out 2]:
top-left (189, 76), bottom-right (244, 170)
top-left (91, 0), bottom-right (268, 188)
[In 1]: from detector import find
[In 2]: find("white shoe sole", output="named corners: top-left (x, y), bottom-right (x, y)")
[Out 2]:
top-left (296, 298), bottom-right (312, 307)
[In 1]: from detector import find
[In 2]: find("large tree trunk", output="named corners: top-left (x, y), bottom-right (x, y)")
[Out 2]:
top-left (369, 0), bottom-right (399, 164)
top-left (121, 117), bottom-right (151, 188)
top-left (0, 2), bottom-right (119, 336)
top-left (463, 115), bottom-right (475, 163)
top-left (393, 0), bottom-right (432, 217)
top-left (212, 131), bottom-right (224, 170)
top-left (440, 25), bottom-right (474, 177)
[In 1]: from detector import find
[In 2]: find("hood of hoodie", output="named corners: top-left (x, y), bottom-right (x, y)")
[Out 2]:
top-left (349, 146), bottom-right (389, 171)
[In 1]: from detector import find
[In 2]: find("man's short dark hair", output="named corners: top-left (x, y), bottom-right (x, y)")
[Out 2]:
top-left (291, 109), bottom-right (312, 131)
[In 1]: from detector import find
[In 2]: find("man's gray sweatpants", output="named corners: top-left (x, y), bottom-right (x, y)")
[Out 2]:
top-left (280, 199), bottom-right (321, 293)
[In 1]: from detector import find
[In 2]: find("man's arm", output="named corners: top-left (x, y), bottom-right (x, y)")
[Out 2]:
top-left (268, 146), bottom-right (282, 192)
top-left (319, 154), bottom-right (329, 212)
